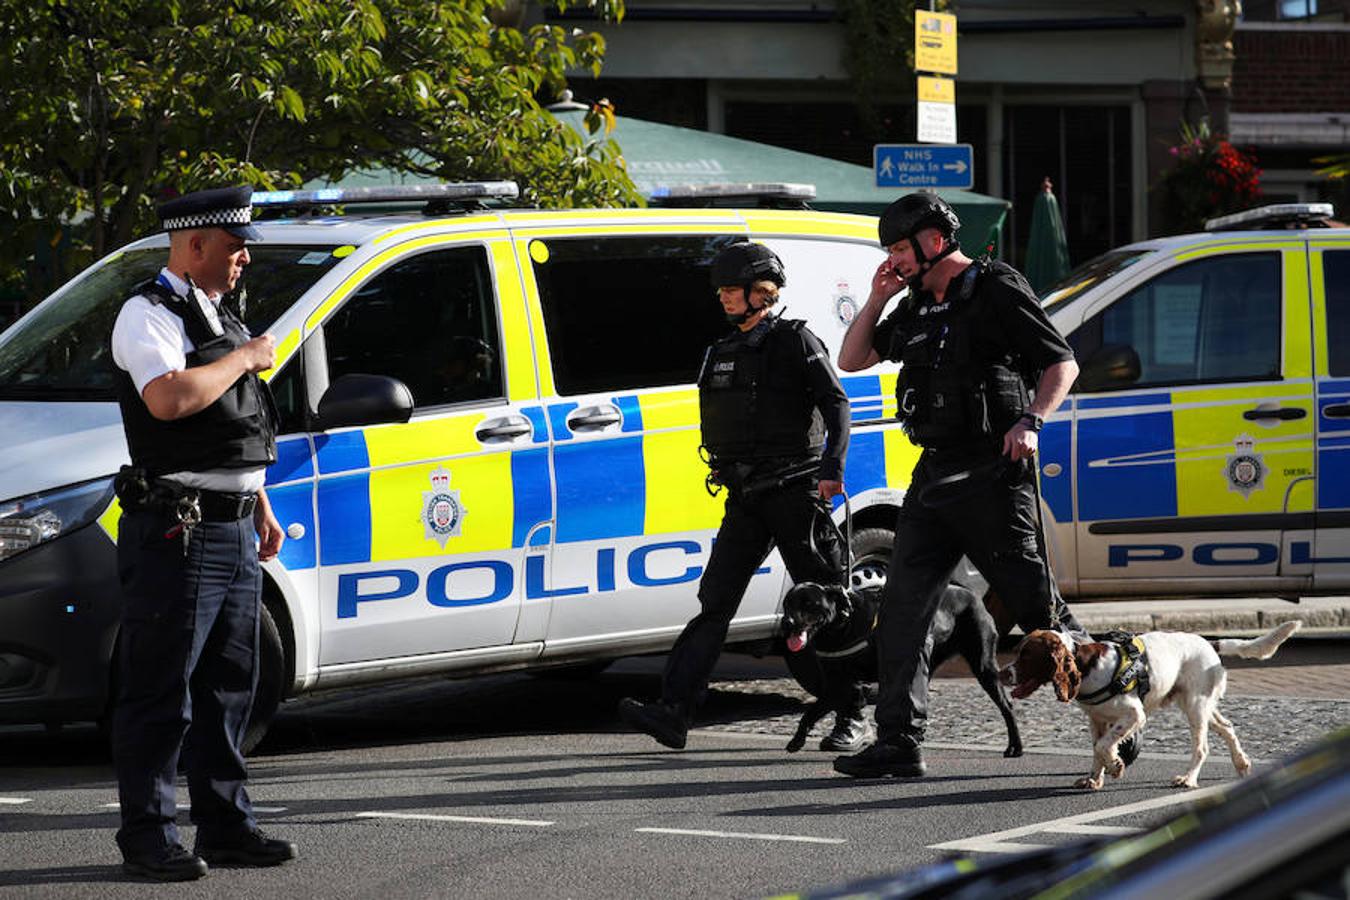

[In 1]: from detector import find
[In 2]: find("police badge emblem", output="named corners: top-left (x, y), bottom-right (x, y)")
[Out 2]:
top-left (1225, 435), bottom-right (1266, 499)
top-left (833, 281), bottom-right (858, 326)
top-left (423, 466), bottom-right (465, 547)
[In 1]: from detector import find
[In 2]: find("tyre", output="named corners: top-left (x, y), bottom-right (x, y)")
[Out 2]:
top-left (241, 602), bottom-right (285, 755)
top-left (784, 525), bottom-right (895, 700)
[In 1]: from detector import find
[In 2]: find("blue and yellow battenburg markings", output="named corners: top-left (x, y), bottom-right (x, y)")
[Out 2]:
top-left (263, 382), bottom-right (920, 577)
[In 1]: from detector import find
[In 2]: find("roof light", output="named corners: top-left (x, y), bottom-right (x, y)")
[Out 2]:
top-left (251, 182), bottom-right (520, 208)
top-left (1203, 203), bottom-right (1335, 232)
top-left (648, 182), bottom-right (816, 203)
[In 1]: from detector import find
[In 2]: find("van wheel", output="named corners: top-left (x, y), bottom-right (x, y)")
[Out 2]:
top-left (784, 526), bottom-right (895, 700)
top-left (241, 602), bottom-right (285, 756)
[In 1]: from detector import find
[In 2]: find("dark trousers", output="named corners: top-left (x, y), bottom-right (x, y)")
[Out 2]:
top-left (662, 483), bottom-right (844, 717)
top-left (874, 452), bottom-right (1081, 745)
top-left (112, 508), bottom-right (261, 856)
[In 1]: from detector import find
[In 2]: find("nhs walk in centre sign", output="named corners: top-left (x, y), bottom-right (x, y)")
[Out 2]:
top-left (874, 144), bottom-right (975, 190)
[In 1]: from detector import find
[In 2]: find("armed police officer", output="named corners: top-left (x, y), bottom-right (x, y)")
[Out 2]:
top-left (832, 192), bottom-right (1084, 779)
top-left (619, 242), bottom-right (862, 752)
top-left (108, 186), bottom-right (297, 880)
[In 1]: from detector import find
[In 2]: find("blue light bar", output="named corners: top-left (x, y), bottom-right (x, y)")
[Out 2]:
top-left (251, 182), bottom-right (519, 207)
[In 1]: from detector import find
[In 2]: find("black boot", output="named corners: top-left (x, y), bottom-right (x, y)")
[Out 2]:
top-left (820, 714), bottom-right (869, 753)
top-left (195, 829), bottom-right (297, 867)
top-left (121, 844), bottom-right (208, 881)
top-left (833, 735), bottom-right (925, 778)
top-left (618, 697), bottom-right (688, 749)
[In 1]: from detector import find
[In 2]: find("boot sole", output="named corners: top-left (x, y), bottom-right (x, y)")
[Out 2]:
top-left (617, 702), bottom-right (687, 750)
top-left (195, 850), bottom-right (293, 867)
top-left (832, 761), bottom-right (926, 778)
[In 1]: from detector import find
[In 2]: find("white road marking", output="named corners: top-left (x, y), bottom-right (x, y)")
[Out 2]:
top-left (636, 827), bottom-right (846, 845)
top-left (0, 798), bottom-right (32, 805)
top-left (357, 812), bottom-right (553, 828)
top-left (930, 784), bottom-right (1228, 854)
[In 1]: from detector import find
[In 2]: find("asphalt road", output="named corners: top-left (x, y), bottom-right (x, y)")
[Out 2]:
top-left (1, 640), bottom-right (1347, 899)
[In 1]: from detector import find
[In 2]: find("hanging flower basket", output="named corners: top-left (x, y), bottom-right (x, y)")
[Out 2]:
top-left (1157, 121), bottom-right (1263, 233)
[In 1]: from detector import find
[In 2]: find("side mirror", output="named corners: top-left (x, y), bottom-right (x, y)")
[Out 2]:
top-left (1077, 343), bottom-right (1142, 392)
top-left (316, 373), bottom-right (414, 430)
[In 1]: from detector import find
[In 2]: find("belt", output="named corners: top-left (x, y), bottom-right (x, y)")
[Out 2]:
top-left (196, 490), bottom-right (258, 522)
top-left (124, 484), bottom-right (257, 522)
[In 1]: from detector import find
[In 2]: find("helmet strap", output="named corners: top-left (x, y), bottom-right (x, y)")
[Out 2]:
top-left (903, 235), bottom-right (960, 291)
top-left (725, 281), bottom-right (769, 325)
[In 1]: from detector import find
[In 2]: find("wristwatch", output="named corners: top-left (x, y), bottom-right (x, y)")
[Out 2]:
top-left (1019, 412), bottom-right (1044, 432)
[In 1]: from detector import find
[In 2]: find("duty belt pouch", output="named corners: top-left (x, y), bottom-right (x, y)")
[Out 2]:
top-left (113, 465), bottom-right (153, 508)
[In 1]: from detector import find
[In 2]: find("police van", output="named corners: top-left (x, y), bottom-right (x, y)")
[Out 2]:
top-left (1039, 202), bottom-right (1350, 600)
top-left (0, 182), bottom-right (914, 747)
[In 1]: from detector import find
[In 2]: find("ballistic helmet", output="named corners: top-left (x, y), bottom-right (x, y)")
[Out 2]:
top-left (878, 192), bottom-right (961, 247)
top-left (709, 242), bottom-right (786, 289)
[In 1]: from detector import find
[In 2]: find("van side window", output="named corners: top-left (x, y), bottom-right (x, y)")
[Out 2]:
top-left (1070, 252), bottom-right (1281, 389)
top-left (1324, 251), bottom-right (1350, 376)
top-left (531, 236), bottom-right (736, 394)
top-left (323, 246), bottom-right (504, 408)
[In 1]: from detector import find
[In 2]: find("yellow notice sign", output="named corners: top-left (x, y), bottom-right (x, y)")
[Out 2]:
top-left (915, 10), bottom-right (958, 75)
top-left (917, 76), bottom-right (955, 104)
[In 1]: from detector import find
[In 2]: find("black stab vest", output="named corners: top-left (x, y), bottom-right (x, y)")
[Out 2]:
top-left (698, 318), bottom-right (824, 463)
top-left (114, 279), bottom-right (278, 476)
top-left (891, 261), bottom-right (1030, 449)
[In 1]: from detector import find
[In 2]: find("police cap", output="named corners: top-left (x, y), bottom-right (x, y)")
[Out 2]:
top-left (710, 242), bottom-right (786, 288)
top-left (157, 185), bottom-right (262, 241)
top-left (878, 192), bottom-right (960, 247)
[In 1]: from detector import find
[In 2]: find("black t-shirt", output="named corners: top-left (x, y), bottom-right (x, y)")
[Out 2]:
top-left (872, 260), bottom-right (1074, 381)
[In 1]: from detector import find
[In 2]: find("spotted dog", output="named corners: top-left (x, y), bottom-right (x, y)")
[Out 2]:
top-left (1000, 621), bottom-right (1303, 789)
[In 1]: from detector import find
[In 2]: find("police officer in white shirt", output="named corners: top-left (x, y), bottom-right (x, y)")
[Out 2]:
top-left (108, 186), bottom-right (296, 881)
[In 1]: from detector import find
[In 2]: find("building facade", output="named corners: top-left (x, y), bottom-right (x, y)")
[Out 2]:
top-left (544, 1), bottom-right (1343, 269)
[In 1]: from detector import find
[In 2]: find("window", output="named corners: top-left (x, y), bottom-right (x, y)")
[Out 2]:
top-left (1325, 251), bottom-right (1350, 377)
top-left (531, 235), bottom-right (736, 395)
top-left (0, 245), bottom-right (341, 400)
top-left (322, 246), bottom-right (503, 409)
top-left (1280, 0), bottom-right (1318, 18)
top-left (1070, 253), bottom-right (1282, 389)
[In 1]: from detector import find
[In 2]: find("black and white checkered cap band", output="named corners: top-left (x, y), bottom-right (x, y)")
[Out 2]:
top-left (161, 207), bottom-right (252, 231)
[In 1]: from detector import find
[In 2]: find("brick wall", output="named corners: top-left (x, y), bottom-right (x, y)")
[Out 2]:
top-left (1233, 30), bottom-right (1350, 112)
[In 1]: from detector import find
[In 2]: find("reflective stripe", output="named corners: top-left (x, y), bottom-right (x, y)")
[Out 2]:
top-left (260, 329), bottom-right (300, 383)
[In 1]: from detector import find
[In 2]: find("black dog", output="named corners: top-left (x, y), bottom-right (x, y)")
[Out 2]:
top-left (781, 581), bottom-right (1023, 757)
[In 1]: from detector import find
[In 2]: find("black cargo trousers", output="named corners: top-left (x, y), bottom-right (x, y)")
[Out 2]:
top-left (661, 479), bottom-right (848, 719)
top-left (872, 450), bottom-right (1082, 746)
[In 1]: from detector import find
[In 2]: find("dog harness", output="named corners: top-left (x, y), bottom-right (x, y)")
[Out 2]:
top-left (1077, 633), bottom-right (1151, 706)
top-left (813, 595), bottom-right (876, 661)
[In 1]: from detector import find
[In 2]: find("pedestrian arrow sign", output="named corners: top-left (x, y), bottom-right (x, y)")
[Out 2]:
top-left (874, 144), bottom-right (974, 190)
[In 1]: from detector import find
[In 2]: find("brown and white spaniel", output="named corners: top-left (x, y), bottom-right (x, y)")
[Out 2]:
top-left (999, 621), bottom-right (1302, 790)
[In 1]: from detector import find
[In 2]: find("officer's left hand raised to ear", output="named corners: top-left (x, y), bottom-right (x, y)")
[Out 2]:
top-left (1002, 421), bottom-right (1038, 462)
top-left (818, 479), bottom-right (844, 500)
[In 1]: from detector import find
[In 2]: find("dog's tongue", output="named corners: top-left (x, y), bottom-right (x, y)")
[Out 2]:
top-left (786, 630), bottom-right (809, 653)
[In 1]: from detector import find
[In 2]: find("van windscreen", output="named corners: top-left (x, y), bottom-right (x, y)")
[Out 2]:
top-left (0, 245), bottom-right (340, 400)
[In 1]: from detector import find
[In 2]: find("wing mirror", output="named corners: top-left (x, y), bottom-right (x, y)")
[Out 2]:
top-left (315, 373), bottom-right (414, 430)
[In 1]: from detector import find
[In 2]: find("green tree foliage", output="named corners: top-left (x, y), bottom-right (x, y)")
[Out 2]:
top-left (0, 0), bottom-right (640, 305)
top-left (837, 0), bottom-right (947, 138)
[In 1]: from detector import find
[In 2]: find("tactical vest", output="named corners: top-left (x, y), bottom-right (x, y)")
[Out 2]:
top-left (698, 318), bottom-right (824, 463)
top-left (891, 261), bottom-right (1030, 449)
top-left (114, 279), bottom-right (278, 476)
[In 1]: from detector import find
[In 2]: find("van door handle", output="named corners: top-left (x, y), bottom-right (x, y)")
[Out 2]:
top-left (475, 415), bottom-right (534, 442)
top-left (1323, 403), bottom-right (1350, 419)
top-left (567, 404), bottom-right (623, 430)
top-left (1243, 407), bottom-right (1306, 421)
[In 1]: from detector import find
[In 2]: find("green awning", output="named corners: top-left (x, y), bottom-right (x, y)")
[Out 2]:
top-left (309, 111), bottom-right (1011, 250)
top-left (553, 110), bottom-right (1010, 251)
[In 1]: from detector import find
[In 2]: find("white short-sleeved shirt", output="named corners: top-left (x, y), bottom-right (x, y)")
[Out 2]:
top-left (111, 268), bottom-right (266, 493)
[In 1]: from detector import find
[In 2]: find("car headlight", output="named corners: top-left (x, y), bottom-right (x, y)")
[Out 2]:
top-left (0, 477), bottom-right (116, 562)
